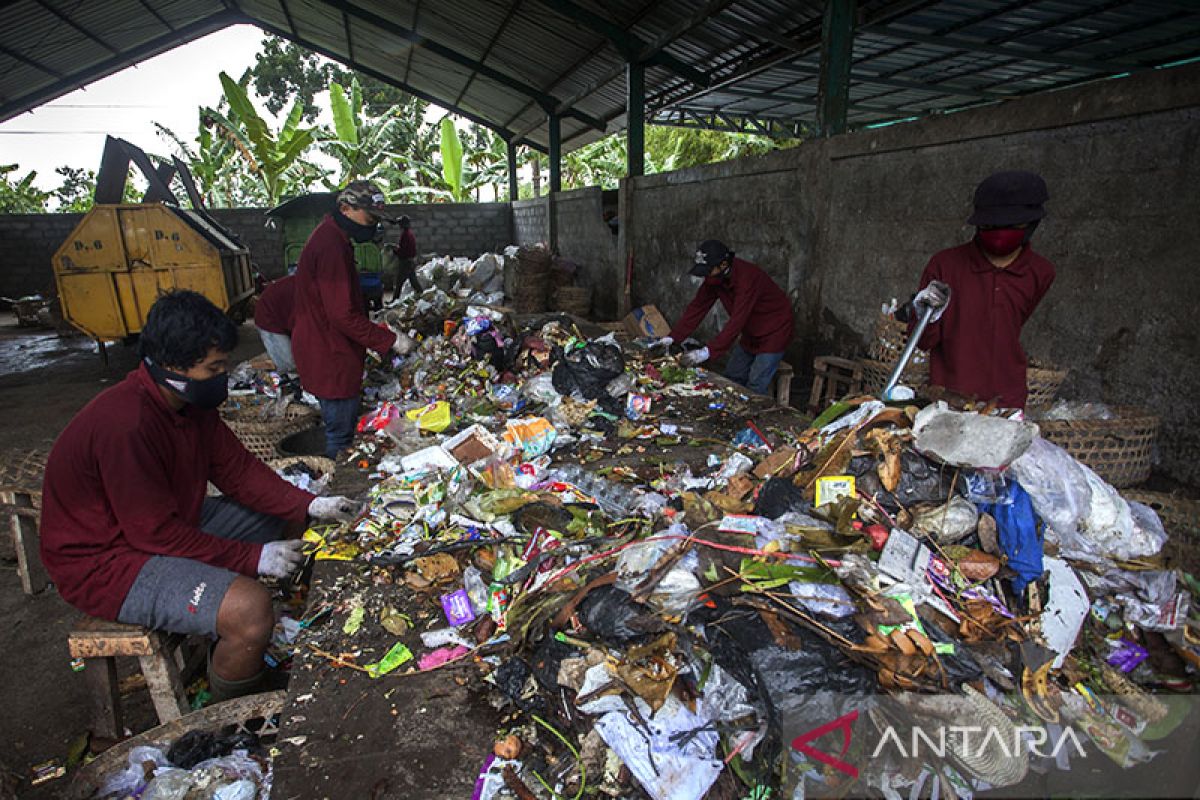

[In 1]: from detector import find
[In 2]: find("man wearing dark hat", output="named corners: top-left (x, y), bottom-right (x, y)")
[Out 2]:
top-left (659, 240), bottom-right (794, 395)
top-left (291, 180), bottom-right (407, 458)
top-left (901, 170), bottom-right (1055, 408)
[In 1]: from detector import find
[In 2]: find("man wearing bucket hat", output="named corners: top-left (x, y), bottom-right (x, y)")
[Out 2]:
top-left (292, 180), bottom-right (408, 458)
top-left (657, 239), bottom-right (794, 395)
top-left (901, 170), bottom-right (1056, 408)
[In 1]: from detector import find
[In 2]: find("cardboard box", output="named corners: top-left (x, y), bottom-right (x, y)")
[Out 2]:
top-left (623, 305), bottom-right (671, 339)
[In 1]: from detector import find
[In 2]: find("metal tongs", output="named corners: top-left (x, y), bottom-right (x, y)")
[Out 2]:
top-left (880, 302), bottom-right (935, 400)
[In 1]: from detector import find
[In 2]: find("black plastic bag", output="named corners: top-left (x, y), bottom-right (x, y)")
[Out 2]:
top-left (578, 586), bottom-right (665, 643)
top-left (753, 478), bottom-right (810, 519)
top-left (551, 342), bottom-right (625, 400)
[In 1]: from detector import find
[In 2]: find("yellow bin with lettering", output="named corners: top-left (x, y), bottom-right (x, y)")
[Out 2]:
top-left (52, 204), bottom-right (255, 341)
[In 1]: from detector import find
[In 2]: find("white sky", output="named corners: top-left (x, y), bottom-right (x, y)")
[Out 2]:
top-left (0, 23), bottom-right (490, 202)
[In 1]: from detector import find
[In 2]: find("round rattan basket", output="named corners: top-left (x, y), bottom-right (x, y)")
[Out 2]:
top-left (67, 691), bottom-right (285, 800)
top-left (1025, 366), bottom-right (1069, 409)
top-left (227, 416), bottom-right (317, 461)
top-left (1120, 489), bottom-right (1200, 573)
top-left (221, 396), bottom-right (319, 426)
top-left (1038, 406), bottom-right (1160, 488)
top-left (265, 455), bottom-right (336, 482)
top-left (858, 356), bottom-right (930, 393)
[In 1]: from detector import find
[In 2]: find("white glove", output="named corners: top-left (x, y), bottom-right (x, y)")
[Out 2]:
top-left (308, 495), bottom-right (360, 522)
top-left (391, 331), bottom-right (416, 356)
top-left (681, 346), bottom-right (710, 367)
top-left (649, 336), bottom-right (674, 350)
top-left (257, 540), bottom-right (305, 578)
top-left (913, 280), bottom-right (951, 322)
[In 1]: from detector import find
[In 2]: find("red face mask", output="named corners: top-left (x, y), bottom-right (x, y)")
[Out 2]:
top-left (976, 227), bottom-right (1025, 256)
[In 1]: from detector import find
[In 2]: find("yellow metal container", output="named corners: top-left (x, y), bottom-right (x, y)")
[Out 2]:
top-left (52, 204), bottom-right (254, 341)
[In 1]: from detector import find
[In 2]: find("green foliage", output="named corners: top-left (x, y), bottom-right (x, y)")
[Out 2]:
top-left (0, 165), bottom-right (49, 212)
top-left (439, 118), bottom-right (465, 201)
top-left (52, 166), bottom-right (95, 212)
top-left (322, 77), bottom-right (407, 186)
top-left (209, 70), bottom-right (319, 204)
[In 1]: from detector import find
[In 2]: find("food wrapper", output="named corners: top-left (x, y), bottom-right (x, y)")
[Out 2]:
top-left (406, 401), bottom-right (453, 433)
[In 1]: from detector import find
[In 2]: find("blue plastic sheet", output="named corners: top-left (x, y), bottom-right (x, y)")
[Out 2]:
top-left (978, 480), bottom-right (1043, 593)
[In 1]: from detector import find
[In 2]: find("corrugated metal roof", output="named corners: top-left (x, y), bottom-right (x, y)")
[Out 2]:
top-left (1, 0), bottom-right (1198, 152)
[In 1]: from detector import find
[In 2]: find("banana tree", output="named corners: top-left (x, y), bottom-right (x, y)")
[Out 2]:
top-left (439, 117), bottom-right (467, 202)
top-left (207, 71), bottom-right (319, 204)
top-left (321, 77), bottom-right (405, 185)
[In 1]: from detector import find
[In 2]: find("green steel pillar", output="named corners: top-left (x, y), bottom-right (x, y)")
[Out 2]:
top-left (626, 60), bottom-right (645, 177)
top-left (816, 0), bottom-right (856, 137)
top-left (548, 114), bottom-right (562, 194)
top-left (506, 140), bottom-right (519, 201)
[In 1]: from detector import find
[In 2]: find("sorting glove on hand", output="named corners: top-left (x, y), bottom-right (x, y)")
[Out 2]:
top-left (308, 495), bottom-right (360, 522)
top-left (913, 280), bottom-right (951, 322)
top-left (257, 540), bottom-right (306, 578)
top-left (681, 346), bottom-right (710, 367)
top-left (648, 336), bottom-right (674, 350)
top-left (391, 331), bottom-right (416, 356)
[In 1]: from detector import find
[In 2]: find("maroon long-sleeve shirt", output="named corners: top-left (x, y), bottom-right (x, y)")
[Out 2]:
top-left (668, 258), bottom-right (794, 359)
top-left (396, 228), bottom-right (417, 259)
top-left (292, 215), bottom-right (396, 398)
top-left (913, 240), bottom-right (1055, 408)
top-left (254, 274), bottom-right (295, 335)
top-left (39, 364), bottom-right (316, 620)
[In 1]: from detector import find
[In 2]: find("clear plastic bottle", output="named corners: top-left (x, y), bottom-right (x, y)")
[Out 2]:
top-left (462, 565), bottom-right (489, 615)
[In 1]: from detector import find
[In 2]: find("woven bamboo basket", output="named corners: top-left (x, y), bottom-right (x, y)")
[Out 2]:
top-left (868, 314), bottom-right (912, 362)
top-left (1120, 489), bottom-right (1200, 573)
top-left (552, 285), bottom-right (591, 317)
top-left (221, 395), bottom-right (319, 425)
top-left (858, 356), bottom-right (930, 393)
top-left (227, 416), bottom-right (317, 461)
top-left (266, 455), bottom-right (336, 481)
top-left (1025, 366), bottom-right (1069, 408)
top-left (1038, 406), bottom-right (1160, 488)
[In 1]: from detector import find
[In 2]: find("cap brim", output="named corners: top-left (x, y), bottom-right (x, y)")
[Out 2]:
top-left (968, 206), bottom-right (1044, 226)
top-left (688, 262), bottom-right (712, 277)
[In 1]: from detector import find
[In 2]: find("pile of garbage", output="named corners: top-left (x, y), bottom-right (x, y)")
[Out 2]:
top-left (95, 729), bottom-right (272, 800)
top-left (276, 295), bottom-right (1200, 799)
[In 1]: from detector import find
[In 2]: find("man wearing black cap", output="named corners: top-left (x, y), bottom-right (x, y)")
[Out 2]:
top-left (901, 170), bottom-right (1056, 408)
top-left (291, 180), bottom-right (407, 458)
top-left (659, 240), bottom-right (795, 395)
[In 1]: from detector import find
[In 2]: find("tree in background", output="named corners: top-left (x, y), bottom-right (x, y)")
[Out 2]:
top-left (52, 166), bottom-right (96, 213)
top-left (0, 165), bottom-right (49, 212)
top-left (206, 70), bottom-right (320, 205)
top-left (322, 77), bottom-right (407, 186)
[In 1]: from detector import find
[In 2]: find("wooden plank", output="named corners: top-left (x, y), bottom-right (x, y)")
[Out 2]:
top-left (83, 657), bottom-right (122, 739)
top-left (8, 491), bottom-right (47, 594)
top-left (69, 617), bottom-right (155, 658)
top-left (138, 647), bottom-right (189, 724)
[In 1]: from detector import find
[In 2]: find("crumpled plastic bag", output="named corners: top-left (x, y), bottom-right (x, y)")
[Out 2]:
top-left (913, 402), bottom-right (1037, 469)
top-left (99, 746), bottom-right (169, 797)
top-left (552, 342), bottom-right (625, 400)
top-left (1008, 438), bottom-right (1164, 562)
top-left (615, 535), bottom-right (702, 616)
top-left (521, 372), bottom-right (561, 405)
top-left (405, 400), bottom-right (453, 433)
top-left (502, 417), bottom-right (557, 458)
top-left (910, 495), bottom-right (979, 544)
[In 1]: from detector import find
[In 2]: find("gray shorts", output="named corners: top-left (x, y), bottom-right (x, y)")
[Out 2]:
top-left (117, 497), bottom-right (287, 637)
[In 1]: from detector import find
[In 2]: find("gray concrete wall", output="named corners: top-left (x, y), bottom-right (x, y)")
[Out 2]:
top-left (624, 62), bottom-right (1200, 486)
top-left (512, 197), bottom-right (549, 245)
top-left (552, 187), bottom-right (620, 320)
top-left (0, 202), bottom-right (514, 294)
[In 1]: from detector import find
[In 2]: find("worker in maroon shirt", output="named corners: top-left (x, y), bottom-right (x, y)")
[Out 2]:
top-left (901, 171), bottom-right (1056, 409)
top-left (253, 273), bottom-right (296, 383)
top-left (658, 240), bottom-right (795, 395)
top-left (291, 181), bottom-right (408, 459)
top-left (40, 291), bottom-right (361, 701)
top-left (384, 214), bottom-right (421, 302)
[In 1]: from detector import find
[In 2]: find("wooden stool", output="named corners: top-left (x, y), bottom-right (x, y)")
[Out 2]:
top-left (68, 617), bottom-right (195, 738)
top-left (0, 448), bottom-right (50, 595)
top-left (808, 356), bottom-right (864, 414)
top-left (770, 361), bottom-right (795, 407)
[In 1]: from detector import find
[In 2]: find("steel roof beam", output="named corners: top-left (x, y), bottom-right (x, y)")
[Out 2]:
top-left (404, 0), bottom-right (420, 85)
top-left (31, 0), bottom-right (119, 55)
top-left (136, 0), bottom-right (175, 32)
top-left (342, 11), bottom-right (354, 64)
top-left (249, 15), bottom-right (548, 153)
top-left (773, 62), bottom-right (1004, 99)
top-left (278, 0), bottom-right (300, 38)
top-left (535, 0), bottom-right (709, 87)
top-left (454, 0), bottom-right (522, 107)
top-left (861, 26), bottom-right (1138, 73)
top-left (0, 12), bottom-right (235, 121)
top-left (0, 41), bottom-right (65, 78)
top-left (318, 0), bottom-right (605, 130)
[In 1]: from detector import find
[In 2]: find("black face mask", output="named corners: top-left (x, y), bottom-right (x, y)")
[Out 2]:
top-left (334, 208), bottom-right (381, 243)
top-left (145, 358), bottom-right (229, 409)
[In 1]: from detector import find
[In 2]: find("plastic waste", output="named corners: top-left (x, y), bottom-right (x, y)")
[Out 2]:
top-left (502, 417), bottom-right (557, 457)
top-left (212, 780), bottom-right (257, 800)
top-left (912, 402), bottom-right (1037, 468)
top-left (977, 480), bottom-right (1043, 592)
top-left (521, 372), bottom-right (561, 405)
top-left (1035, 400), bottom-right (1116, 421)
top-left (463, 566), bottom-right (490, 615)
top-left (614, 534), bottom-right (701, 616)
top-left (910, 495), bottom-right (979, 544)
top-left (98, 746), bottom-right (169, 797)
top-left (1009, 438), bottom-right (1165, 562)
top-left (752, 477), bottom-right (809, 519)
top-left (552, 464), bottom-right (639, 518)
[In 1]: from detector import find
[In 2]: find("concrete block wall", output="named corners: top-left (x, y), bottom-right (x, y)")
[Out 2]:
top-left (552, 187), bottom-right (620, 320)
top-left (512, 197), bottom-right (549, 245)
top-left (0, 202), bottom-right (514, 294)
top-left (0, 213), bottom-right (84, 297)
top-left (624, 62), bottom-right (1200, 486)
